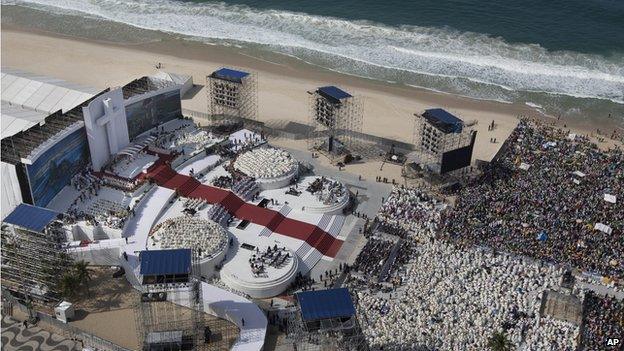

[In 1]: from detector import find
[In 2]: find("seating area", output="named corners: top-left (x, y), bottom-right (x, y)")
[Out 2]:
top-left (305, 176), bottom-right (348, 205)
top-left (174, 129), bottom-right (219, 151)
top-left (66, 197), bottom-right (130, 229)
top-left (100, 174), bottom-right (141, 192)
top-left (206, 204), bottom-right (232, 225)
top-left (231, 176), bottom-right (258, 201)
top-left (248, 245), bottom-right (292, 277)
top-left (351, 236), bottom-right (394, 279)
top-left (150, 217), bottom-right (228, 260)
top-left (183, 197), bottom-right (209, 212)
top-left (349, 184), bottom-right (580, 350)
top-left (233, 147), bottom-right (298, 180)
top-left (375, 185), bottom-right (443, 238)
top-left (211, 175), bottom-right (233, 189)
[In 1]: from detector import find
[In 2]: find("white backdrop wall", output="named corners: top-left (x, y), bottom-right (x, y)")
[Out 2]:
top-left (1, 161), bottom-right (23, 220)
top-left (83, 88), bottom-right (130, 171)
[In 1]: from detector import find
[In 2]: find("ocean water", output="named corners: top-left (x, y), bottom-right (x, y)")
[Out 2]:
top-left (3, 0), bottom-right (624, 122)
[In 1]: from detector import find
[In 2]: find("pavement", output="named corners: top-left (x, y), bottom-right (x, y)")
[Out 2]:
top-left (1, 315), bottom-right (80, 351)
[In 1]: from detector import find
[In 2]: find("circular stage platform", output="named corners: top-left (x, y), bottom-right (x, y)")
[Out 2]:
top-left (150, 216), bottom-right (229, 278)
top-left (220, 244), bottom-right (298, 298)
top-left (234, 147), bottom-right (298, 190)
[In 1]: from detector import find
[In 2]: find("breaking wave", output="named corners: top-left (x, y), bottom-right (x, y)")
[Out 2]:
top-left (9, 0), bottom-right (624, 106)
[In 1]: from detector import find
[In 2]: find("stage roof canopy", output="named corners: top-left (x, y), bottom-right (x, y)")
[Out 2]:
top-left (317, 86), bottom-right (352, 103)
top-left (1, 68), bottom-right (98, 139)
top-left (423, 108), bottom-right (464, 134)
top-left (210, 68), bottom-right (250, 83)
top-left (3, 203), bottom-right (59, 232)
top-left (140, 249), bottom-right (192, 276)
top-left (296, 288), bottom-right (356, 321)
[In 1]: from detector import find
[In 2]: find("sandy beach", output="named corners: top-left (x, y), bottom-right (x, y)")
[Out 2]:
top-left (2, 25), bottom-right (620, 164)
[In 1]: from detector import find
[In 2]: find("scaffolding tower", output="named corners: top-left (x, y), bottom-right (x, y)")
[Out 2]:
top-left (411, 109), bottom-right (476, 176)
top-left (307, 86), bottom-right (363, 161)
top-left (135, 250), bottom-right (236, 351)
top-left (282, 289), bottom-right (369, 351)
top-left (135, 249), bottom-right (203, 351)
top-left (1, 216), bottom-right (72, 304)
top-left (207, 67), bottom-right (258, 128)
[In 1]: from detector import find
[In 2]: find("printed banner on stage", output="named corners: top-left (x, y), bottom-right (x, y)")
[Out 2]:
top-left (126, 90), bottom-right (181, 140)
top-left (27, 127), bottom-right (90, 207)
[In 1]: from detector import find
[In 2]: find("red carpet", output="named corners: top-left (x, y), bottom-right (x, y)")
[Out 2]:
top-left (146, 163), bottom-right (344, 258)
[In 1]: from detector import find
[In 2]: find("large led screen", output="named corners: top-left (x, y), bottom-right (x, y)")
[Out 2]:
top-left (27, 127), bottom-right (90, 207)
top-left (125, 90), bottom-right (181, 140)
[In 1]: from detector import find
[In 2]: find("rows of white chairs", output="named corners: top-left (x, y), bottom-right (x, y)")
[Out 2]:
top-left (152, 217), bottom-right (228, 260)
top-left (234, 147), bottom-right (298, 179)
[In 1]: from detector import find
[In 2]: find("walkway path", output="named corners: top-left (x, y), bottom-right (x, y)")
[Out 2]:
top-left (1, 315), bottom-right (79, 351)
top-left (146, 162), bottom-right (344, 257)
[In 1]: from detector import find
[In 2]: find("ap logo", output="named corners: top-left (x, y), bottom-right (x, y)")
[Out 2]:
top-left (606, 338), bottom-right (620, 348)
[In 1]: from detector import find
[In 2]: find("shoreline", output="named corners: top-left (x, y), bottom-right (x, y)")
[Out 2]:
top-left (2, 24), bottom-right (621, 155)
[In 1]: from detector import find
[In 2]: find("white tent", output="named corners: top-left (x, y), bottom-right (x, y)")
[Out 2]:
top-left (1, 161), bottom-right (23, 220)
top-left (1, 67), bottom-right (98, 139)
top-left (151, 71), bottom-right (193, 97)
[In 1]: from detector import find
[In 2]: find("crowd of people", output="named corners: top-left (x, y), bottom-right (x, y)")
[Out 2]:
top-left (351, 236), bottom-right (394, 280)
top-left (248, 245), bottom-right (291, 277)
top-left (442, 120), bottom-right (623, 279)
top-left (375, 186), bottom-right (444, 238)
top-left (347, 183), bottom-right (589, 350)
top-left (580, 291), bottom-right (624, 349)
top-left (306, 176), bottom-right (348, 205)
top-left (354, 240), bottom-right (579, 350)
top-left (64, 171), bottom-right (134, 229)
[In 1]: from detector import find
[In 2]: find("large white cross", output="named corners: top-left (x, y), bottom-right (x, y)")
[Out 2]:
top-left (97, 98), bottom-right (119, 155)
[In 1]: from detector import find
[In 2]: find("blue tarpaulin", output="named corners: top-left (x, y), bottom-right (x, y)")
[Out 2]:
top-left (296, 288), bottom-right (356, 321)
top-left (210, 68), bottom-right (250, 83)
top-left (140, 249), bottom-right (192, 276)
top-left (3, 203), bottom-right (59, 232)
top-left (423, 108), bottom-right (464, 134)
top-left (317, 86), bottom-right (352, 103)
top-left (537, 231), bottom-right (548, 241)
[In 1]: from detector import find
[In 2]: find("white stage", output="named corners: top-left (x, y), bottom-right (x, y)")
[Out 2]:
top-left (220, 239), bottom-right (298, 299)
top-left (112, 153), bottom-right (157, 179)
top-left (259, 176), bottom-right (349, 215)
top-left (49, 125), bottom-right (362, 350)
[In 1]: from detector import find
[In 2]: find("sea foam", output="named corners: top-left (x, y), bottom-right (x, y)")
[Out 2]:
top-left (10, 0), bottom-right (624, 105)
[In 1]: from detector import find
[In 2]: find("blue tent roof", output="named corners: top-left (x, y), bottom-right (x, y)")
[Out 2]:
top-left (3, 203), bottom-right (59, 232)
top-left (296, 288), bottom-right (356, 321)
top-left (140, 249), bottom-right (192, 276)
top-left (317, 86), bottom-right (352, 103)
top-left (423, 108), bottom-right (464, 133)
top-left (210, 68), bottom-right (250, 83)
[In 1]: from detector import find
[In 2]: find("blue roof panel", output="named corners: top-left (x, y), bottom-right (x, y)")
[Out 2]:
top-left (317, 86), bottom-right (352, 103)
top-left (296, 288), bottom-right (356, 321)
top-left (140, 249), bottom-right (192, 276)
top-left (211, 68), bottom-right (250, 83)
top-left (3, 203), bottom-right (59, 232)
top-left (423, 108), bottom-right (464, 133)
